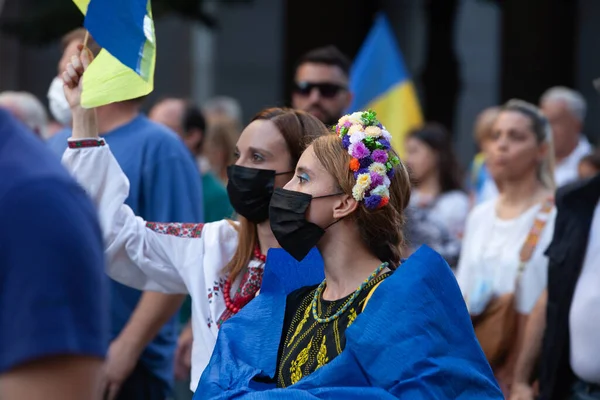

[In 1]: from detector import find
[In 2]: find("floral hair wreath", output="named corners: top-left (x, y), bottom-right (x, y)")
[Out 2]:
top-left (335, 110), bottom-right (400, 210)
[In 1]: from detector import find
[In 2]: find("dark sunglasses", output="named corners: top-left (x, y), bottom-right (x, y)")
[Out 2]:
top-left (293, 82), bottom-right (347, 98)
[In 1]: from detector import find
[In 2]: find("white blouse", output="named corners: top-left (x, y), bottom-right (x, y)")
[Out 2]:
top-left (456, 200), bottom-right (556, 315)
top-left (62, 140), bottom-right (251, 391)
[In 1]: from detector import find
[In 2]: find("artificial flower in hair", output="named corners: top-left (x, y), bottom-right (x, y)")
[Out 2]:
top-left (335, 110), bottom-right (401, 210)
top-left (371, 149), bottom-right (388, 164)
top-left (370, 172), bottom-right (384, 187)
top-left (365, 126), bottom-right (382, 138)
top-left (349, 142), bottom-right (370, 159)
top-left (349, 130), bottom-right (366, 144)
top-left (348, 124), bottom-right (365, 136)
top-left (348, 112), bottom-right (363, 125)
top-left (352, 184), bottom-right (367, 201)
top-left (368, 162), bottom-right (387, 176)
top-left (355, 173), bottom-right (372, 191)
top-left (371, 184), bottom-right (390, 198)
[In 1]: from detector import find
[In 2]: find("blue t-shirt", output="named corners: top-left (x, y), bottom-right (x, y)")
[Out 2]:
top-left (47, 114), bottom-right (204, 393)
top-left (0, 109), bottom-right (108, 373)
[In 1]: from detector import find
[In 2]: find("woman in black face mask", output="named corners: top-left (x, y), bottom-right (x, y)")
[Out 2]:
top-left (60, 50), bottom-right (328, 394)
top-left (196, 111), bottom-right (503, 399)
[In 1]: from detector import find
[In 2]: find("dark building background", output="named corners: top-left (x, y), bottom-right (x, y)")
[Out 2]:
top-left (1, 0), bottom-right (599, 164)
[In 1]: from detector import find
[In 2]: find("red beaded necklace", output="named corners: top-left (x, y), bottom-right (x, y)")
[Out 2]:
top-left (223, 245), bottom-right (266, 314)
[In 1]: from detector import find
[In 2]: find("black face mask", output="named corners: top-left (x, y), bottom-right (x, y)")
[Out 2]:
top-left (226, 165), bottom-right (292, 223)
top-left (269, 188), bottom-right (342, 261)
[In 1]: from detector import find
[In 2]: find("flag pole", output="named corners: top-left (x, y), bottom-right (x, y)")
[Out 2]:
top-left (83, 30), bottom-right (90, 49)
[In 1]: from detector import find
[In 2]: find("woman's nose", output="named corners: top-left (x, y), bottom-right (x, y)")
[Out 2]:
top-left (283, 178), bottom-right (297, 191)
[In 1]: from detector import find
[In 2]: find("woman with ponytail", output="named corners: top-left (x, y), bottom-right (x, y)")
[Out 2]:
top-left (456, 99), bottom-right (557, 396)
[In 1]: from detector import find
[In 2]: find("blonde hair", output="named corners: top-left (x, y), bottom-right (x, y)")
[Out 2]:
top-left (312, 134), bottom-right (411, 267)
top-left (204, 118), bottom-right (239, 168)
top-left (474, 106), bottom-right (500, 145)
top-left (501, 99), bottom-right (556, 191)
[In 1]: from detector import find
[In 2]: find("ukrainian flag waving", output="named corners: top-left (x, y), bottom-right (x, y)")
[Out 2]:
top-left (72, 0), bottom-right (155, 108)
top-left (349, 14), bottom-right (422, 155)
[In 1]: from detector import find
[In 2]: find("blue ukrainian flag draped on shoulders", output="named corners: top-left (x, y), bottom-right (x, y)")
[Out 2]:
top-left (195, 246), bottom-right (502, 399)
top-left (72, 0), bottom-right (155, 107)
top-left (349, 13), bottom-right (422, 156)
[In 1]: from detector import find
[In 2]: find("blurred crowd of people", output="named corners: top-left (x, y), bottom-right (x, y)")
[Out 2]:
top-left (1, 26), bottom-right (600, 400)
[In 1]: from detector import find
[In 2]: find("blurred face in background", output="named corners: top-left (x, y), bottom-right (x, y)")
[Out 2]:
top-left (540, 99), bottom-right (581, 161)
top-left (292, 63), bottom-right (352, 126)
top-left (405, 137), bottom-right (438, 184)
top-left (150, 99), bottom-right (205, 156)
top-left (149, 99), bottom-right (185, 135)
top-left (486, 111), bottom-right (547, 184)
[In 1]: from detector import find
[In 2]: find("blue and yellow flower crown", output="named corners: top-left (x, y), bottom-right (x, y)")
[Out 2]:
top-left (335, 110), bottom-right (400, 210)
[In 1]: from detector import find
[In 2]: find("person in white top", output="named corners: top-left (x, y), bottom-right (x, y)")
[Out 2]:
top-left (404, 123), bottom-right (470, 268)
top-left (456, 99), bottom-right (557, 396)
top-left (59, 48), bottom-right (329, 392)
top-left (540, 86), bottom-right (593, 188)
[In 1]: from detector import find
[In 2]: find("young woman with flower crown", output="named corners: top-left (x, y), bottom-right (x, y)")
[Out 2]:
top-left (194, 111), bottom-right (503, 398)
top-left (60, 49), bottom-right (327, 392)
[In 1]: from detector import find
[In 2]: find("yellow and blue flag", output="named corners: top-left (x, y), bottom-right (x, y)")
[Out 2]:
top-left (72, 0), bottom-right (155, 108)
top-left (348, 14), bottom-right (422, 155)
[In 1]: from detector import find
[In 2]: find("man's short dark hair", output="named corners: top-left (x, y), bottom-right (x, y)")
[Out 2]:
top-left (183, 102), bottom-right (206, 136)
top-left (295, 46), bottom-right (351, 77)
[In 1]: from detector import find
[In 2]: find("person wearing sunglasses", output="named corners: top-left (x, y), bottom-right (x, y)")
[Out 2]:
top-left (291, 46), bottom-right (353, 127)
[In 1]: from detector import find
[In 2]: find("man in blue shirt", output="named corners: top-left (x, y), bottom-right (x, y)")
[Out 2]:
top-left (0, 108), bottom-right (108, 399)
top-left (47, 29), bottom-right (204, 400)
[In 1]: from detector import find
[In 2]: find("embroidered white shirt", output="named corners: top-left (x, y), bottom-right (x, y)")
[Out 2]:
top-left (63, 142), bottom-right (246, 391)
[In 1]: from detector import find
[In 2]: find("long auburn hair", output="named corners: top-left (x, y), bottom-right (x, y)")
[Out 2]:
top-left (312, 135), bottom-right (412, 267)
top-left (223, 108), bottom-right (330, 283)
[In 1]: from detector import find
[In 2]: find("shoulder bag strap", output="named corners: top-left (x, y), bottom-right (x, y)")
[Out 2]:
top-left (516, 196), bottom-right (555, 284)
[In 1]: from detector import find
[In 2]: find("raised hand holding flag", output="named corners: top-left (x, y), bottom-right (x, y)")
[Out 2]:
top-left (71, 0), bottom-right (156, 108)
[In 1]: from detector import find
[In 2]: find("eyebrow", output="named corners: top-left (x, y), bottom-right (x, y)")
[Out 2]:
top-left (248, 146), bottom-right (274, 158)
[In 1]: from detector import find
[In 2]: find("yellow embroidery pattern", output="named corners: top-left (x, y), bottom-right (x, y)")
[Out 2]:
top-left (290, 341), bottom-right (312, 385)
top-left (316, 335), bottom-right (329, 370)
top-left (287, 303), bottom-right (311, 347)
top-left (278, 273), bottom-right (390, 388)
top-left (333, 319), bottom-right (342, 354)
top-left (347, 308), bottom-right (357, 328)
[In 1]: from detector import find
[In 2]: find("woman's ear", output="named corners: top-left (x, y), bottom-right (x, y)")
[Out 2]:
top-left (332, 194), bottom-right (359, 219)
